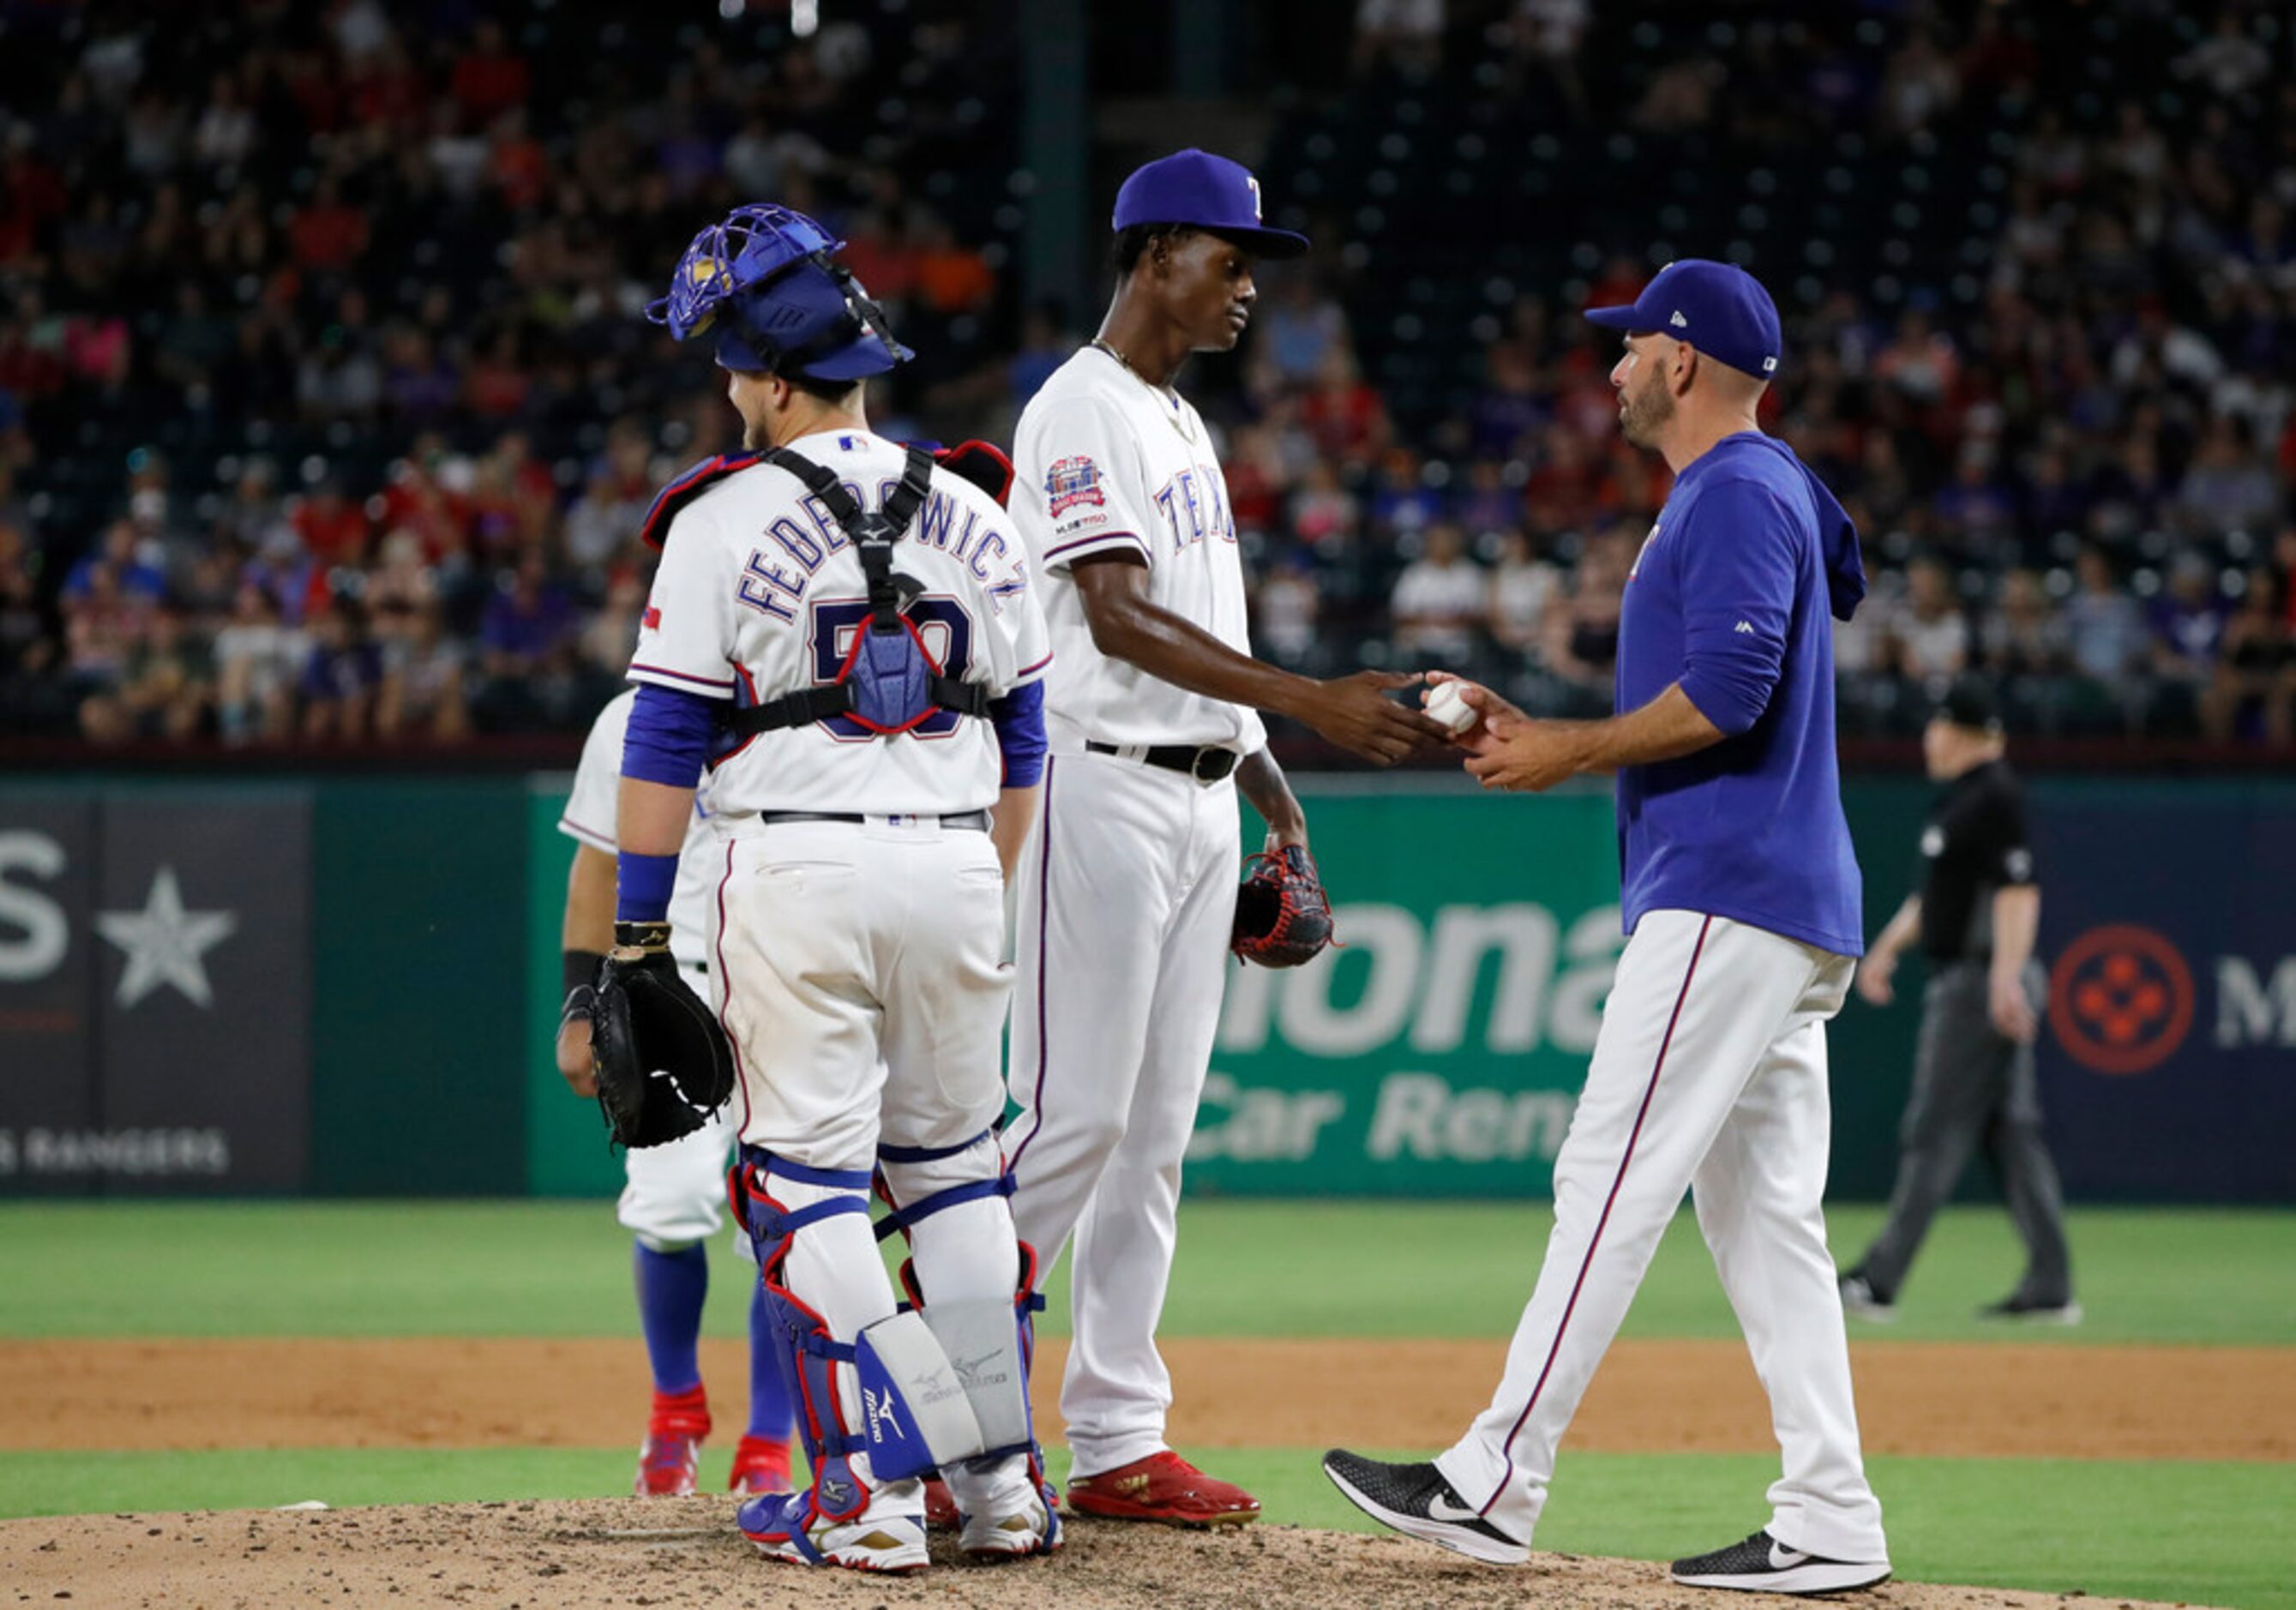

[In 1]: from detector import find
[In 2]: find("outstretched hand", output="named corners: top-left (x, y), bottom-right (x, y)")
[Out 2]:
top-left (1297, 670), bottom-right (1452, 766)
top-left (1427, 675), bottom-right (1593, 793)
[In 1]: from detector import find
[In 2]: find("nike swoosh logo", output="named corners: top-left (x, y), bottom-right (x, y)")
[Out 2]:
top-left (1770, 1541), bottom-right (1812, 1569)
top-left (1427, 1494), bottom-right (1483, 1523)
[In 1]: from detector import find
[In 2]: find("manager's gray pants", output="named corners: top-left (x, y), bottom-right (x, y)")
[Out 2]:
top-left (1858, 960), bottom-right (2071, 1303)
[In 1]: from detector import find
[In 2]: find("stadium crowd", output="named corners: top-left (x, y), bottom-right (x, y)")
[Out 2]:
top-left (0, 1), bottom-right (2291, 751)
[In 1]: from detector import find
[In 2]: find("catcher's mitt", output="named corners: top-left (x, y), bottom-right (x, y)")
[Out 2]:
top-left (1230, 844), bottom-right (1336, 968)
top-left (590, 922), bottom-right (737, 1149)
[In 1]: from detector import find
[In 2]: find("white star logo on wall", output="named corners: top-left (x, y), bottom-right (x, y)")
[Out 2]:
top-left (96, 868), bottom-right (238, 1009)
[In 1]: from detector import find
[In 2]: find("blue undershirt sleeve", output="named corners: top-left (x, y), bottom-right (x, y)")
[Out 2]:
top-left (988, 679), bottom-right (1047, 789)
top-left (621, 682), bottom-right (718, 789)
top-left (1674, 480), bottom-right (1796, 737)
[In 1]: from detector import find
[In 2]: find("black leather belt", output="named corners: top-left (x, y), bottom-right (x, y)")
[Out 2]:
top-left (757, 810), bottom-right (990, 831)
top-left (1085, 741), bottom-right (1238, 783)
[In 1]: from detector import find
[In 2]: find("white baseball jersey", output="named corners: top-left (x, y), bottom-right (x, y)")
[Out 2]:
top-left (1013, 346), bottom-right (1268, 754)
top-left (628, 428), bottom-right (1052, 816)
top-left (560, 688), bottom-right (716, 970)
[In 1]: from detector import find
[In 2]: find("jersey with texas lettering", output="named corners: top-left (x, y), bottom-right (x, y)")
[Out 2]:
top-left (628, 429), bottom-right (1052, 817)
top-left (1013, 346), bottom-right (1268, 754)
top-left (561, 687), bottom-right (717, 970)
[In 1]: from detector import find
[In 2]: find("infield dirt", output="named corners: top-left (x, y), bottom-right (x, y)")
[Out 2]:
top-left (0, 1497), bottom-right (2230, 1610)
top-left (6, 1335), bottom-right (2287, 1461)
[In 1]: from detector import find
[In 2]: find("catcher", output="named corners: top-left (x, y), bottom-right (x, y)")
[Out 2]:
top-left (999, 147), bottom-right (1442, 1528)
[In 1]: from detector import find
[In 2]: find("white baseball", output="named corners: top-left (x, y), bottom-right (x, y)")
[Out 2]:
top-left (1426, 679), bottom-right (1478, 735)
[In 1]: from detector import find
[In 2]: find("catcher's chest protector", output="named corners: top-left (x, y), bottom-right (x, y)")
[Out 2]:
top-left (720, 444), bottom-right (990, 742)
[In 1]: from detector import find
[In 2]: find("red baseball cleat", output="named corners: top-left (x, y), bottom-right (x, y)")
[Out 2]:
top-left (634, 1385), bottom-right (711, 1497)
top-left (923, 1475), bottom-right (959, 1530)
top-left (728, 1434), bottom-right (793, 1495)
top-left (1067, 1451), bottom-right (1260, 1527)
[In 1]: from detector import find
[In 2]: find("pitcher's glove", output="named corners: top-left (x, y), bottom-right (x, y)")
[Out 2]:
top-left (1230, 844), bottom-right (1335, 968)
top-left (590, 921), bottom-right (736, 1149)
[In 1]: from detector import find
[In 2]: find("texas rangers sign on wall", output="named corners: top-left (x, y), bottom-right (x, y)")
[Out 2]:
top-left (0, 790), bottom-right (311, 1194)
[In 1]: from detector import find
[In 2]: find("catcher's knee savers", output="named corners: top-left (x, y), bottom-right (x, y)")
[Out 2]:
top-left (732, 1145), bottom-right (1037, 1498)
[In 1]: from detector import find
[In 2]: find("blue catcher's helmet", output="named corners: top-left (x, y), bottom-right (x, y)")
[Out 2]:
top-left (646, 204), bottom-right (912, 381)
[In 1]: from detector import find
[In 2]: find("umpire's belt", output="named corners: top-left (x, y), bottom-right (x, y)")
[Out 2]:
top-left (1085, 741), bottom-right (1237, 784)
top-left (754, 810), bottom-right (990, 832)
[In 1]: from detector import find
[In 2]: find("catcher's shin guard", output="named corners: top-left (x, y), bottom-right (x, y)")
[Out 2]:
top-left (731, 1151), bottom-right (887, 1541)
top-left (877, 1133), bottom-right (1061, 1550)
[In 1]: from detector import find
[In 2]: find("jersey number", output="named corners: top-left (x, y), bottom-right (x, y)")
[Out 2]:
top-left (808, 597), bottom-right (975, 740)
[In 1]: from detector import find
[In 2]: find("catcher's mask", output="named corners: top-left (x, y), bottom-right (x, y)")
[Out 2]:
top-left (646, 203), bottom-right (911, 381)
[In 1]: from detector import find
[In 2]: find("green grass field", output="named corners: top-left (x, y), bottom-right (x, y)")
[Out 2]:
top-left (4, 1199), bottom-right (2292, 1607)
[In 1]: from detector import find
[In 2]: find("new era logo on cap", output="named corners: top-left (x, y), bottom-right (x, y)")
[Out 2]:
top-left (1584, 258), bottom-right (1783, 381)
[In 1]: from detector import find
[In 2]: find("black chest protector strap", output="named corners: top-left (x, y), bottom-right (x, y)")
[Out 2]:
top-left (725, 445), bottom-right (992, 736)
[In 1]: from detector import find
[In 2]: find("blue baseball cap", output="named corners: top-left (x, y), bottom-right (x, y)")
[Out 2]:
top-left (1584, 259), bottom-right (1782, 381)
top-left (1113, 148), bottom-right (1309, 260)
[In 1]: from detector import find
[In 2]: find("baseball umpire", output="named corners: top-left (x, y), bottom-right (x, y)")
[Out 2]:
top-left (607, 202), bottom-right (1059, 1574)
top-left (1839, 675), bottom-right (2077, 1324)
top-left (1325, 261), bottom-right (1891, 1595)
top-left (556, 688), bottom-right (796, 1497)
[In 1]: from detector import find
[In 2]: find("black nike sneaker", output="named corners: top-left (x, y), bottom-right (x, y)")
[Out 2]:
top-left (1670, 1529), bottom-right (1891, 1593)
top-left (1320, 1450), bottom-right (1529, 1565)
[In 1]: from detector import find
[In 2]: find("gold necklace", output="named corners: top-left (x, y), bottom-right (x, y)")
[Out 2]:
top-left (1091, 339), bottom-right (1198, 443)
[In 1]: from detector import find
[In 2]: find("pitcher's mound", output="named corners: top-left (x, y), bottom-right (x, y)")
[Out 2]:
top-left (0, 1497), bottom-right (2212, 1609)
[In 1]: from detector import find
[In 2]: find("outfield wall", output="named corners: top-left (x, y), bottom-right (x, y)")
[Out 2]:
top-left (3, 774), bottom-right (2290, 1202)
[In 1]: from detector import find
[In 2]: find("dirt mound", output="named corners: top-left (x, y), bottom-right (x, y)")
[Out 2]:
top-left (0, 1499), bottom-right (2221, 1610)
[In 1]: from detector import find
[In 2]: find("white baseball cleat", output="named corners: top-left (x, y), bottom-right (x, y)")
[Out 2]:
top-left (738, 1492), bottom-right (929, 1573)
top-left (949, 1456), bottom-right (1060, 1560)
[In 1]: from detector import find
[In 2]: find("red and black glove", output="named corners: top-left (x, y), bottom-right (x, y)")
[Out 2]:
top-left (1231, 845), bottom-right (1336, 969)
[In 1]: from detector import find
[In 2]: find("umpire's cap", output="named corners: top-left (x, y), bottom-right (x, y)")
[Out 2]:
top-left (646, 204), bottom-right (911, 381)
top-left (1114, 149), bottom-right (1310, 259)
top-left (1932, 674), bottom-right (2004, 734)
top-left (1585, 259), bottom-right (1782, 381)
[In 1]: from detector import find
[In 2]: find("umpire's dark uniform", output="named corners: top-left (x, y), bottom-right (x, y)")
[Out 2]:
top-left (1852, 752), bottom-right (2073, 1312)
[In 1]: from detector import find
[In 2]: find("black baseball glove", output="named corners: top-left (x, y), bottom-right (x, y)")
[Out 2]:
top-left (590, 921), bottom-right (736, 1149)
top-left (1230, 844), bottom-right (1336, 969)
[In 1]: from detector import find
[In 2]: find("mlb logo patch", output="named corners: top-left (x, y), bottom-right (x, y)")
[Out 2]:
top-left (1046, 455), bottom-right (1106, 518)
top-left (642, 605), bottom-right (661, 631)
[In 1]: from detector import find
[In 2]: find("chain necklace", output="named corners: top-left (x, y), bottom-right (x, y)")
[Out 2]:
top-left (1091, 338), bottom-right (1198, 444)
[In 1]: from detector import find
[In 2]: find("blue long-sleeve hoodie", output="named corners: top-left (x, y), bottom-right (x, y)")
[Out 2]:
top-left (1614, 431), bottom-right (1867, 957)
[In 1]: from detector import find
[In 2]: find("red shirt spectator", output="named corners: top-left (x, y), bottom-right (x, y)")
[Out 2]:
top-left (290, 185), bottom-right (370, 271)
top-left (453, 23), bottom-right (531, 123)
top-left (292, 486), bottom-right (370, 564)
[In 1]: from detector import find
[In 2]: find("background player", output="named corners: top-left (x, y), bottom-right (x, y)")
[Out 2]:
top-left (1002, 148), bottom-right (1446, 1526)
top-left (1325, 261), bottom-right (1891, 1595)
top-left (555, 689), bottom-right (795, 1497)
top-left (616, 203), bottom-right (1057, 1573)
top-left (1840, 676), bottom-right (2077, 1324)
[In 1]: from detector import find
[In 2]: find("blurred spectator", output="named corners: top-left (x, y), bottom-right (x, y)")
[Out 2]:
top-left (2206, 570), bottom-right (2293, 744)
top-left (1390, 523), bottom-right (1483, 665)
top-left (299, 600), bottom-right (384, 742)
top-left (213, 582), bottom-right (301, 745)
top-left (376, 604), bottom-right (470, 741)
top-left (1889, 557), bottom-right (1970, 682)
top-left (80, 606), bottom-right (211, 744)
top-left (1488, 530), bottom-right (1559, 661)
top-left (1542, 527), bottom-right (1630, 706)
top-left (1254, 554), bottom-right (1323, 670)
top-left (2063, 547), bottom-right (2150, 684)
top-left (1980, 569), bottom-right (2069, 678)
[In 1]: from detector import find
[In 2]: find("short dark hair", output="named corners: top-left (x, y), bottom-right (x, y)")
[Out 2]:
top-left (783, 370), bottom-right (863, 406)
top-left (1110, 223), bottom-right (1187, 277)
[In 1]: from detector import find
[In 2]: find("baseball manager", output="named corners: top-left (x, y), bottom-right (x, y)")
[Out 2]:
top-left (1326, 260), bottom-right (1891, 1595)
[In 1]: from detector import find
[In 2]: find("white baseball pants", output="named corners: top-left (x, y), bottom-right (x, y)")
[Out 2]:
top-left (713, 817), bottom-right (1012, 1169)
top-left (1003, 751), bottom-right (1241, 1476)
top-left (1437, 909), bottom-right (1888, 1566)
